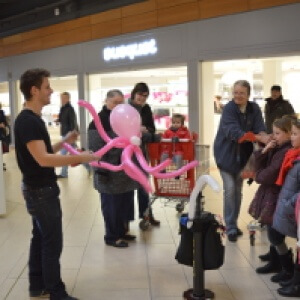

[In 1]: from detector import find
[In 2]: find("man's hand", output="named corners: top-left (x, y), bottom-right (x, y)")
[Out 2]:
top-left (238, 132), bottom-right (256, 143)
top-left (255, 133), bottom-right (271, 145)
top-left (141, 126), bottom-right (148, 133)
top-left (63, 130), bottom-right (78, 145)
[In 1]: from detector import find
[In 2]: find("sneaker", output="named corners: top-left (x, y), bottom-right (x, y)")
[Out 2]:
top-left (227, 232), bottom-right (238, 242)
top-left (30, 289), bottom-right (50, 298)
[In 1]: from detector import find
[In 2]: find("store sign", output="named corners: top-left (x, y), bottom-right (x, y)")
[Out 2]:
top-left (103, 38), bottom-right (157, 61)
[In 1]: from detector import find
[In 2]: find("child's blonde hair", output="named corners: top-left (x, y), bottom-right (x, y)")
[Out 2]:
top-left (172, 114), bottom-right (185, 126)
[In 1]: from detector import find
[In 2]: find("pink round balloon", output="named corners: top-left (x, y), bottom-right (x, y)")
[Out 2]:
top-left (110, 104), bottom-right (141, 139)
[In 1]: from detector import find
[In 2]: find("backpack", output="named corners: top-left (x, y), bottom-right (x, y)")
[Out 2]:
top-left (175, 212), bottom-right (225, 270)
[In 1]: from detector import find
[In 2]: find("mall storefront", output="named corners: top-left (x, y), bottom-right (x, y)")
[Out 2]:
top-left (0, 3), bottom-right (299, 160)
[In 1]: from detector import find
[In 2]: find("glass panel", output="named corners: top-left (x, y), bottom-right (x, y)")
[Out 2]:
top-left (88, 66), bottom-right (188, 132)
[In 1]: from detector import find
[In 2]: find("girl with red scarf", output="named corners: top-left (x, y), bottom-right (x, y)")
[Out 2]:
top-left (248, 117), bottom-right (293, 278)
top-left (272, 119), bottom-right (300, 297)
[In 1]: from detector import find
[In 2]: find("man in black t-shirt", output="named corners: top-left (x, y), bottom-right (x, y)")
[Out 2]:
top-left (15, 68), bottom-right (97, 300)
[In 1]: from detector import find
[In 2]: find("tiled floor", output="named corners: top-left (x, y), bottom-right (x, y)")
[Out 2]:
top-left (0, 135), bottom-right (298, 299)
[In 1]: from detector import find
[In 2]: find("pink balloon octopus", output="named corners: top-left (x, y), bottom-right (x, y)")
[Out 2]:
top-left (63, 100), bottom-right (199, 193)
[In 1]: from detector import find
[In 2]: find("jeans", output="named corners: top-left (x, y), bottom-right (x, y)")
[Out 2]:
top-left (22, 183), bottom-right (67, 300)
top-left (219, 169), bottom-right (243, 234)
top-left (100, 191), bottom-right (133, 243)
top-left (160, 152), bottom-right (183, 170)
top-left (59, 143), bottom-right (69, 177)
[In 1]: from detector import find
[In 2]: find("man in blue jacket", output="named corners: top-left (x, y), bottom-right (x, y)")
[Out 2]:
top-left (214, 80), bottom-right (269, 242)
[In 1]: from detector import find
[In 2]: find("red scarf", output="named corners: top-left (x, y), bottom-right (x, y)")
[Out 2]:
top-left (276, 148), bottom-right (300, 186)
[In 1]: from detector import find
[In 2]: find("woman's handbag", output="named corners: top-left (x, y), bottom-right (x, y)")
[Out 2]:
top-left (1, 141), bottom-right (9, 153)
top-left (175, 213), bottom-right (225, 270)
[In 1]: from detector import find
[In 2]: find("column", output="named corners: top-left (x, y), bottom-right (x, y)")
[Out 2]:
top-left (77, 73), bottom-right (88, 149)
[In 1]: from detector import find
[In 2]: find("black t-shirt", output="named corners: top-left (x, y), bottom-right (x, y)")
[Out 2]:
top-left (14, 109), bottom-right (56, 187)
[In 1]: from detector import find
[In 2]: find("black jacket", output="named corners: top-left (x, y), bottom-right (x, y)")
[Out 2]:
top-left (141, 103), bottom-right (156, 133)
top-left (58, 102), bottom-right (77, 136)
top-left (264, 96), bottom-right (294, 133)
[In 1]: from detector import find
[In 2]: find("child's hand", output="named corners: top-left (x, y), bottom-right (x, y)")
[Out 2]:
top-left (262, 139), bottom-right (276, 154)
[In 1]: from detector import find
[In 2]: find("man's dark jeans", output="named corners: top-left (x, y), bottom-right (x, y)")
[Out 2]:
top-left (22, 183), bottom-right (68, 300)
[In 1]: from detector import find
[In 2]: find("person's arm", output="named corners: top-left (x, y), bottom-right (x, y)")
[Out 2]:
top-left (142, 105), bottom-right (156, 133)
top-left (52, 130), bottom-right (78, 153)
top-left (219, 104), bottom-right (245, 141)
top-left (285, 102), bottom-right (295, 115)
top-left (26, 139), bottom-right (97, 167)
top-left (255, 146), bottom-right (285, 185)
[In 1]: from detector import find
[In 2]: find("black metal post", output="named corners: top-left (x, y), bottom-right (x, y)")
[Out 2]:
top-left (183, 192), bottom-right (215, 300)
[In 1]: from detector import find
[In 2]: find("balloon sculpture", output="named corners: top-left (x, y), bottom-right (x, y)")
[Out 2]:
top-left (63, 100), bottom-right (199, 193)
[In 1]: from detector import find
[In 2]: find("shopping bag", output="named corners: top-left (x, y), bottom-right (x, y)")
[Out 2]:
top-left (241, 152), bottom-right (255, 179)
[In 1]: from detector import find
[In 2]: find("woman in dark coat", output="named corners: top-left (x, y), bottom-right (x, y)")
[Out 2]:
top-left (249, 116), bottom-right (293, 276)
top-left (128, 82), bottom-right (160, 226)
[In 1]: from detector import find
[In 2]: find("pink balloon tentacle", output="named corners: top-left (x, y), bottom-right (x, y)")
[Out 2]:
top-left (151, 160), bottom-right (199, 179)
top-left (90, 161), bottom-right (124, 171)
top-left (122, 146), bottom-right (152, 193)
top-left (93, 137), bottom-right (129, 158)
top-left (134, 146), bottom-right (172, 172)
top-left (63, 142), bottom-right (80, 155)
top-left (78, 100), bottom-right (111, 143)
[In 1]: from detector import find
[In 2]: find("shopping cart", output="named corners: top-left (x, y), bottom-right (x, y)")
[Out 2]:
top-left (139, 133), bottom-right (198, 230)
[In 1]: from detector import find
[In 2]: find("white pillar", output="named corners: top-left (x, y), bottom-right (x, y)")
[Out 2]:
top-left (263, 60), bottom-right (282, 97)
top-left (0, 141), bottom-right (6, 215)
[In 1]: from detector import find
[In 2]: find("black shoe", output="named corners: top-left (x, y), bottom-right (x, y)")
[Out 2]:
top-left (272, 270), bottom-right (294, 283)
top-left (237, 228), bottom-right (243, 236)
top-left (271, 250), bottom-right (294, 283)
top-left (259, 250), bottom-right (271, 262)
top-left (256, 246), bottom-right (281, 274)
top-left (278, 284), bottom-right (300, 297)
top-left (57, 174), bottom-right (67, 179)
top-left (105, 240), bottom-right (128, 248)
top-left (62, 296), bottom-right (79, 300)
top-left (149, 217), bottom-right (160, 226)
top-left (122, 234), bottom-right (136, 241)
top-left (227, 233), bottom-right (237, 242)
top-left (279, 277), bottom-right (294, 287)
top-left (29, 289), bottom-right (50, 298)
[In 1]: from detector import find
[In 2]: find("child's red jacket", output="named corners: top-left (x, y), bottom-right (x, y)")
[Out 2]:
top-left (161, 126), bottom-right (191, 154)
